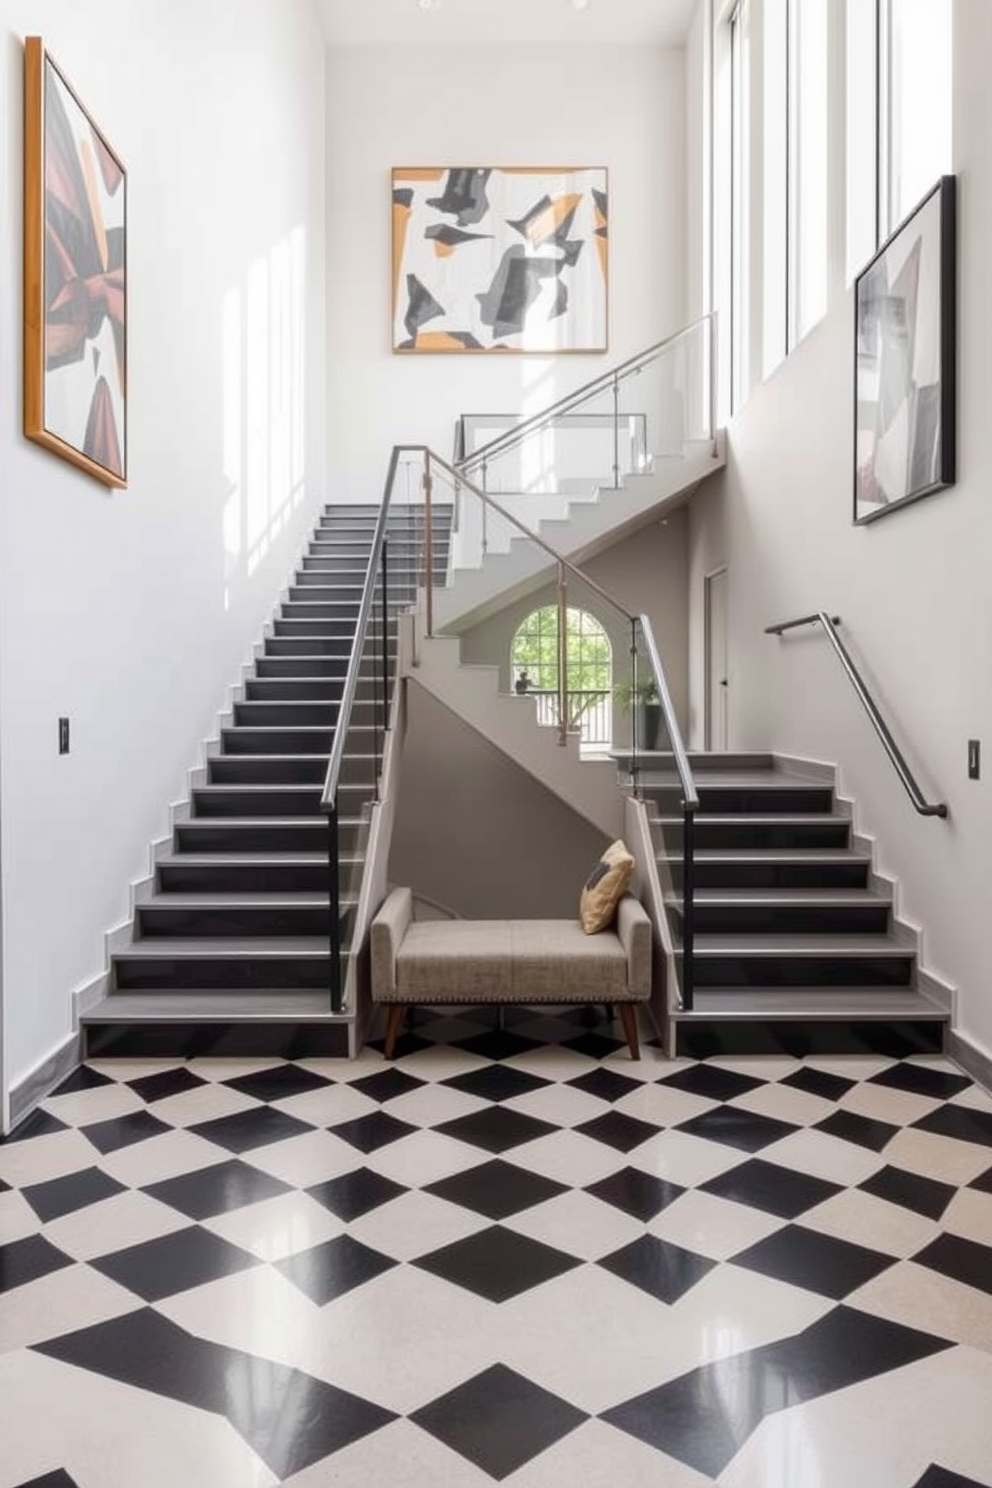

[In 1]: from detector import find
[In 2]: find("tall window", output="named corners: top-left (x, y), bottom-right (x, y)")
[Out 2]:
top-left (762, 0), bottom-right (788, 376)
top-left (788, 0), bottom-right (828, 343)
top-left (880, 0), bottom-right (952, 237)
top-left (730, 0), bottom-right (750, 409)
top-left (846, 0), bottom-right (878, 281)
top-left (511, 606), bottom-right (612, 748)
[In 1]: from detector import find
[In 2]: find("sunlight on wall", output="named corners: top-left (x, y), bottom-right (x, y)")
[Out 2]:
top-left (223, 226), bottom-right (307, 609)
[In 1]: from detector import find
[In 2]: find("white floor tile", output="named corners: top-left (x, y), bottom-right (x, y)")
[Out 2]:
top-left (202, 1191), bottom-right (344, 1261)
top-left (44, 1188), bottom-right (191, 1262)
top-left (646, 1189), bottom-right (785, 1260)
top-left (798, 1185), bottom-right (940, 1259)
top-left (504, 1188), bottom-right (644, 1261)
top-left (759, 1127), bottom-right (884, 1187)
top-left (348, 1189), bottom-right (489, 1261)
top-left (0, 1264), bottom-right (141, 1354)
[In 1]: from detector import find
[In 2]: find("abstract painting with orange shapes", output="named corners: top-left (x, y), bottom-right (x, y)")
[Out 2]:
top-left (24, 38), bottom-right (127, 487)
top-left (392, 167), bottom-right (607, 354)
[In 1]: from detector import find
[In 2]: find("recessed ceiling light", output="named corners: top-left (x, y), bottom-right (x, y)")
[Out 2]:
top-left (418, 0), bottom-right (441, 10)
top-left (570, 0), bottom-right (590, 10)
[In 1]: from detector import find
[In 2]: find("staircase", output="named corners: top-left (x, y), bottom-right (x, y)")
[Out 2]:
top-left (640, 753), bottom-right (952, 1057)
top-left (81, 502), bottom-right (451, 1057)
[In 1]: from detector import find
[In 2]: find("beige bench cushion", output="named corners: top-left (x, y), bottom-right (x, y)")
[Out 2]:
top-left (510, 920), bottom-right (628, 1001)
top-left (396, 920), bottom-right (513, 1002)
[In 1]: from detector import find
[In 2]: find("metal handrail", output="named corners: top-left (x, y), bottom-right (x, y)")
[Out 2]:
top-left (456, 313), bottom-right (716, 477)
top-left (765, 610), bottom-right (948, 819)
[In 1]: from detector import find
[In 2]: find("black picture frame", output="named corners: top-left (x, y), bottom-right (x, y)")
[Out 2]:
top-left (854, 175), bottom-right (955, 525)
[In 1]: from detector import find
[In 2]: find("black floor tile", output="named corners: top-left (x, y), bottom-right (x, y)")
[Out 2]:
top-left (815, 1109), bottom-right (901, 1153)
top-left (781, 1066), bottom-right (858, 1102)
top-left (307, 1168), bottom-right (408, 1221)
top-left (1, 1110), bottom-right (68, 1144)
top-left (349, 1068), bottom-right (426, 1104)
top-left (413, 1225), bottom-right (581, 1302)
top-left (22, 1167), bottom-right (127, 1223)
top-left (913, 1233), bottom-right (992, 1298)
top-left (700, 1157), bottom-right (841, 1219)
top-left (673, 1106), bottom-right (799, 1153)
top-left (36, 1308), bottom-right (395, 1479)
top-left (859, 1164), bottom-right (957, 1221)
top-left (51, 1066), bottom-right (115, 1096)
top-left (567, 1068), bottom-right (642, 1104)
top-left (327, 1111), bottom-right (418, 1153)
top-left (602, 1305), bottom-right (951, 1478)
top-left (223, 1063), bottom-right (334, 1103)
top-left (575, 1111), bottom-right (659, 1154)
top-left (277, 1234), bottom-right (397, 1305)
top-left (869, 1064), bottom-right (971, 1100)
top-left (732, 1223), bottom-right (895, 1299)
top-left (912, 1467), bottom-right (992, 1488)
top-left (969, 1165), bottom-right (992, 1196)
top-left (660, 1063), bottom-right (763, 1102)
top-left (410, 1364), bottom-right (586, 1480)
top-left (12, 1473), bottom-right (81, 1488)
top-left (188, 1107), bottom-right (316, 1154)
top-left (913, 1104), bottom-right (992, 1149)
top-left (561, 1029), bottom-right (625, 1059)
top-left (89, 1225), bottom-right (259, 1302)
top-left (424, 1160), bottom-right (568, 1221)
top-left (81, 1110), bottom-right (174, 1154)
top-left (441, 1065), bottom-right (551, 1104)
top-left (0, 1234), bottom-right (74, 1294)
top-left (145, 1159), bottom-right (292, 1220)
top-left (126, 1067), bottom-right (207, 1103)
top-left (434, 1107), bottom-right (557, 1155)
top-left (456, 1029), bottom-right (542, 1062)
top-left (597, 1234), bottom-right (714, 1305)
top-left (584, 1167), bottom-right (685, 1223)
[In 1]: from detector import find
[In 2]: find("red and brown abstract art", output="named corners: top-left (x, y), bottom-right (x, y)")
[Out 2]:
top-left (24, 37), bottom-right (127, 487)
top-left (392, 167), bottom-right (608, 354)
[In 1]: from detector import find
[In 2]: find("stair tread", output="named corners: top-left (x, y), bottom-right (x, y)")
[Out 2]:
top-left (159, 852), bottom-right (342, 864)
top-left (694, 933), bottom-right (912, 953)
top-left (693, 849), bottom-right (869, 861)
top-left (675, 988), bottom-right (948, 1017)
top-left (180, 816), bottom-right (360, 827)
top-left (116, 937), bottom-right (334, 957)
top-left (655, 813), bottom-right (844, 826)
top-left (82, 992), bottom-right (352, 1021)
top-left (142, 893), bottom-right (343, 907)
top-left (673, 889), bottom-right (888, 906)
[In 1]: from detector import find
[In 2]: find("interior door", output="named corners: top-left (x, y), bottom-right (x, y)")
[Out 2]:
top-left (705, 567), bottom-right (729, 751)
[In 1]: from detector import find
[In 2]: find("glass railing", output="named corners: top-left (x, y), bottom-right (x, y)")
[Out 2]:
top-left (455, 313), bottom-right (716, 499)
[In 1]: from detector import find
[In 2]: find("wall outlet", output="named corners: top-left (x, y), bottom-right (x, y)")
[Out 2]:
top-left (968, 738), bottom-right (980, 780)
top-left (58, 716), bottom-right (70, 755)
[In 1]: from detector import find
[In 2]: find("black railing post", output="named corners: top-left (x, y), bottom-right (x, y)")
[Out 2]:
top-left (328, 806), bottom-right (343, 1013)
top-left (681, 804), bottom-right (695, 1011)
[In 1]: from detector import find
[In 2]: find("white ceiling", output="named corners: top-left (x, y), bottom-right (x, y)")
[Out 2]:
top-left (316, 0), bottom-right (696, 49)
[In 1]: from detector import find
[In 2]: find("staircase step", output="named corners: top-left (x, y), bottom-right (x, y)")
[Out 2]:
top-left (244, 679), bottom-right (347, 702)
top-left (264, 637), bottom-right (355, 657)
top-left (676, 889), bottom-right (890, 936)
top-left (233, 701), bottom-right (344, 728)
top-left (221, 727), bottom-right (337, 755)
top-left (692, 933), bottom-right (915, 987)
top-left (671, 987), bottom-right (947, 1057)
top-left (207, 754), bottom-right (343, 785)
top-left (644, 781), bottom-right (835, 815)
top-left (192, 786), bottom-right (325, 817)
top-left (81, 990), bottom-right (353, 1058)
top-left (657, 814), bottom-right (851, 850)
top-left (175, 818), bottom-right (360, 853)
top-left (684, 850), bottom-right (872, 890)
top-left (113, 937), bottom-right (334, 990)
top-left (273, 618), bottom-right (360, 638)
top-left (137, 895), bottom-right (339, 939)
top-left (157, 852), bottom-right (345, 893)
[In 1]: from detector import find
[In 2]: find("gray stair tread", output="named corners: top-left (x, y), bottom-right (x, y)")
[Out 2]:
top-left (675, 988), bottom-right (948, 1018)
top-left (693, 849), bottom-right (869, 861)
top-left (694, 933), bottom-right (911, 953)
top-left (672, 889), bottom-right (887, 906)
top-left (647, 771), bottom-right (828, 789)
top-left (654, 814), bottom-right (844, 827)
top-left (180, 816), bottom-right (357, 827)
top-left (82, 992), bottom-right (352, 1022)
top-left (116, 937), bottom-right (333, 957)
top-left (158, 852), bottom-right (359, 865)
top-left (142, 893), bottom-right (342, 907)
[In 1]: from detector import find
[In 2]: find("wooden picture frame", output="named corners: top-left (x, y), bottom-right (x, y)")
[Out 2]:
top-left (392, 166), bottom-right (608, 354)
top-left (24, 36), bottom-right (127, 487)
top-left (854, 175), bottom-right (955, 524)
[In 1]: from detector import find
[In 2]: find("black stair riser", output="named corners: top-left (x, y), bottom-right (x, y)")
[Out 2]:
top-left (206, 755), bottom-right (374, 787)
top-left (138, 906), bottom-right (332, 938)
top-left (691, 822), bottom-right (851, 850)
top-left (221, 728), bottom-right (335, 755)
top-left (113, 956), bottom-right (331, 991)
top-left (244, 680), bottom-right (347, 702)
top-left (159, 863), bottom-right (329, 894)
top-left (645, 786), bottom-right (835, 816)
top-left (680, 904), bottom-right (890, 936)
top-left (274, 620), bottom-right (359, 638)
top-left (264, 638), bottom-right (354, 657)
top-left (176, 822), bottom-right (341, 852)
top-left (678, 860), bottom-right (871, 890)
top-left (84, 1023), bottom-right (351, 1060)
top-left (692, 953), bottom-right (915, 987)
top-left (674, 1019), bottom-right (943, 1059)
top-left (192, 789), bottom-right (323, 818)
top-left (233, 703), bottom-right (343, 728)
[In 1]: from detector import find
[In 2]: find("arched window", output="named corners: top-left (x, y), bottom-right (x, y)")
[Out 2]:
top-left (511, 606), bottom-right (613, 750)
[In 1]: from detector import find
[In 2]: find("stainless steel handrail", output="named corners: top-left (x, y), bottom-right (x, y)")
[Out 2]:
top-left (456, 313), bottom-right (716, 476)
top-left (765, 610), bottom-right (948, 819)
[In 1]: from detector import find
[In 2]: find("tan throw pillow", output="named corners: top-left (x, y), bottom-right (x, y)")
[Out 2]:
top-left (580, 839), bottom-right (635, 934)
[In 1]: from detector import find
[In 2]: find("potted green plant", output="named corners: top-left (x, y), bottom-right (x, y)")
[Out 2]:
top-left (613, 676), bottom-right (662, 751)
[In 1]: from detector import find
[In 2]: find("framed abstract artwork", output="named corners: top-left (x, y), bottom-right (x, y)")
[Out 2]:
top-left (392, 166), bottom-right (608, 354)
top-left (24, 36), bottom-right (127, 487)
top-left (854, 175), bottom-right (955, 525)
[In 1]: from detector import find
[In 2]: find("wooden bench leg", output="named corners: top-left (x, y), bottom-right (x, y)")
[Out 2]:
top-left (383, 1004), bottom-right (407, 1060)
top-left (617, 1003), bottom-right (640, 1061)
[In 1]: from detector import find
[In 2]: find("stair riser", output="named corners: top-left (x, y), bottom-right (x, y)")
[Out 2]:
top-left (244, 680), bottom-right (350, 702)
top-left (681, 862), bottom-right (871, 890)
top-left (138, 907), bottom-right (332, 938)
top-left (296, 562), bottom-right (447, 579)
top-left (683, 905), bottom-right (890, 936)
top-left (221, 729), bottom-right (335, 755)
top-left (113, 957), bottom-right (331, 991)
top-left (175, 822), bottom-right (353, 853)
top-left (159, 863), bottom-right (329, 894)
top-left (691, 823), bottom-right (851, 850)
top-left (693, 954), bottom-right (915, 987)
top-left (274, 620), bottom-right (359, 638)
top-left (674, 1019), bottom-right (944, 1059)
top-left (233, 703), bottom-right (345, 728)
top-left (193, 789), bottom-right (324, 818)
top-left (207, 754), bottom-right (329, 786)
top-left (84, 1023), bottom-right (351, 1059)
top-left (264, 639), bottom-right (354, 658)
top-left (647, 786), bottom-right (836, 815)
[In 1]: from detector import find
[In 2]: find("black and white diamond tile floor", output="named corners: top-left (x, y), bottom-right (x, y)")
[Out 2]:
top-left (2, 1008), bottom-right (992, 1485)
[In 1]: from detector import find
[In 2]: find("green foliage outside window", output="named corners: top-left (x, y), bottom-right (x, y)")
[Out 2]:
top-left (511, 606), bottom-right (612, 694)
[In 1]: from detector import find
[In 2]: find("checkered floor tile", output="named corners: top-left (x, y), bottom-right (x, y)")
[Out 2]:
top-left (2, 1007), bottom-right (992, 1485)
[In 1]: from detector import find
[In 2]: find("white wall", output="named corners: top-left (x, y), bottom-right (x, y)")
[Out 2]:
top-left (0, 0), bottom-right (327, 1109)
top-left (688, 0), bottom-right (992, 1059)
top-left (325, 43), bottom-right (687, 503)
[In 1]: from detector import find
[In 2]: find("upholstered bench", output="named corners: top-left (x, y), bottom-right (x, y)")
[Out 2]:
top-left (370, 886), bottom-right (652, 1060)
